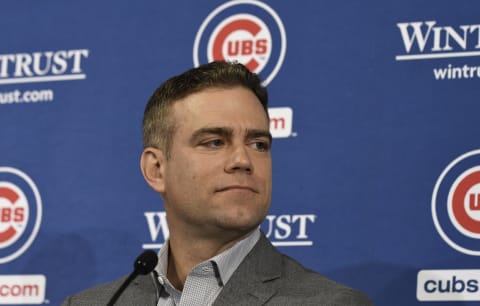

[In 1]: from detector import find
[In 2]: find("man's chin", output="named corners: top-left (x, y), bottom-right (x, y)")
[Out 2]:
top-left (214, 214), bottom-right (264, 233)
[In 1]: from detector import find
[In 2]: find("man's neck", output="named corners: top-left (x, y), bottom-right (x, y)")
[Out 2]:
top-left (166, 229), bottom-right (253, 290)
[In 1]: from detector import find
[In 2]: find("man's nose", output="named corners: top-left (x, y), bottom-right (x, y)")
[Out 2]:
top-left (225, 144), bottom-right (253, 173)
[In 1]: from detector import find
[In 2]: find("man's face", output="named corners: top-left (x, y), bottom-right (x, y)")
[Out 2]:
top-left (161, 86), bottom-right (272, 237)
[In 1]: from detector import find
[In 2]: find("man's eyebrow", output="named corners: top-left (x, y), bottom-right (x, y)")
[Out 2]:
top-left (190, 127), bottom-right (272, 144)
top-left (190, 127), bottom-right (233, 143)
top-left (246, 129), bottom-right (273, 143)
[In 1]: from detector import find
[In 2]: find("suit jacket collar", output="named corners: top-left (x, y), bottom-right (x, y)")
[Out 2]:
top-left (213, 232), bottom-right (282, 306)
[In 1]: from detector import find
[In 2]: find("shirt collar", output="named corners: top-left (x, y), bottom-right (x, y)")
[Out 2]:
top-left (156, 239), bottom-right (170, 281)
top-left (209, 228), bottom-right (260, 285)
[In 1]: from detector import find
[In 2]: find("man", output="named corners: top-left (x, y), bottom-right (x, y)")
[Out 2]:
top-left (62, 61), bottom-right (373, 305)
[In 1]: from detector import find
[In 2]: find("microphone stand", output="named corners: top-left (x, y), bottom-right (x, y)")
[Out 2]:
top-left (106, 250), bottom-right (158, 306)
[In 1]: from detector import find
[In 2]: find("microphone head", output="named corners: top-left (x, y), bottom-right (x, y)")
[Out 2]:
top-left (134, 250), bottom-right (158, 275)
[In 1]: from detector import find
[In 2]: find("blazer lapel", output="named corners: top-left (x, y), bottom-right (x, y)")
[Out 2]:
top-left (213, 233), bottom-right (282, 306)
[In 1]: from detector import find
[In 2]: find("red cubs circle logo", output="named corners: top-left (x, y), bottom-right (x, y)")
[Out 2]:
top-left (208, 14), bottom-right (271, 73)
top-left (194, 0), bottom-right (286, 86)
top-left (0, 182), bottom-right (29, 248)
top-left (448, 167), bottom-right (480, 238)
top-left (432, 150), bottom-right (480, 256)
top-left (0, 167), bottom-right (42, 264)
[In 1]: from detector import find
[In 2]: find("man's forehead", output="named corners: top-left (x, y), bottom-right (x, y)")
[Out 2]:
top-left (176, 117), bottom-right (270, 139)
top-left (171, 89), bottom-right (268, 123)
top-left (192, 125), bottom-right (271, 135)
top-left (173, 86), bottom-right (264, 109)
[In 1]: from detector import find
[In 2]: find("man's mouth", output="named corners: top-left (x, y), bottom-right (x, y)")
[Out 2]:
top-left (215, 185), bottom-right (258, 193)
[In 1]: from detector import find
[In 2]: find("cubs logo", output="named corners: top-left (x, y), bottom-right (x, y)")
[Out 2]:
top-left (193, 0), bottom-right (286, 85)
top-left (432, 150), bottom-right (480, 255)
top-left (0, 167), bottom-right (42, 264)
top-left (0, 182), bottom-right (29, 249)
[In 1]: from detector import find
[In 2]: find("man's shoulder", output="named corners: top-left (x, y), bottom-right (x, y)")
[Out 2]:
top-left (278, 253), bottom-right (373, 305)
top-left (61, 274), bottom-right (157, 306)
top-left (231, 233), bottom-right (374, 305)
top-left (61, 277), bottom-right (124, 306)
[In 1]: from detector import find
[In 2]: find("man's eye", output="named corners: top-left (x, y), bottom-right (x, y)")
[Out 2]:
top-left (251, 141), bottom-right (270, 152)
top-left (203, 139), bottom-right (224, 148)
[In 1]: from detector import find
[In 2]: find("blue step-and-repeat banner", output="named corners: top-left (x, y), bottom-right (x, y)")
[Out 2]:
top-left (1, 1), bottom-right (480, 305)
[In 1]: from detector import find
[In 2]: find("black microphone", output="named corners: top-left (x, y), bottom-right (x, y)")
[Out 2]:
top-left (106, 250), bottom-right (158, 306)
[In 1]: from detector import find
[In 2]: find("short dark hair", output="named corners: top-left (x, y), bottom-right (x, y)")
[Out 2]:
top-left (142, 61), bottom-right (269, 157)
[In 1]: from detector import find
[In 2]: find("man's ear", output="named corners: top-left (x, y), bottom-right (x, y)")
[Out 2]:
top-left (140, 147), bottom-right (166, 193)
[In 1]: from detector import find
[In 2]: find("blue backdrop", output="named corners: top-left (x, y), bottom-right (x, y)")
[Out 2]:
top-left (1, 1), bottom-right (480, 305)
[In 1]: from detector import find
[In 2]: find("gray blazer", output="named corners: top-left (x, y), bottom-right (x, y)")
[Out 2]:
top-left (62, 234), bottom-right (373, 305)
